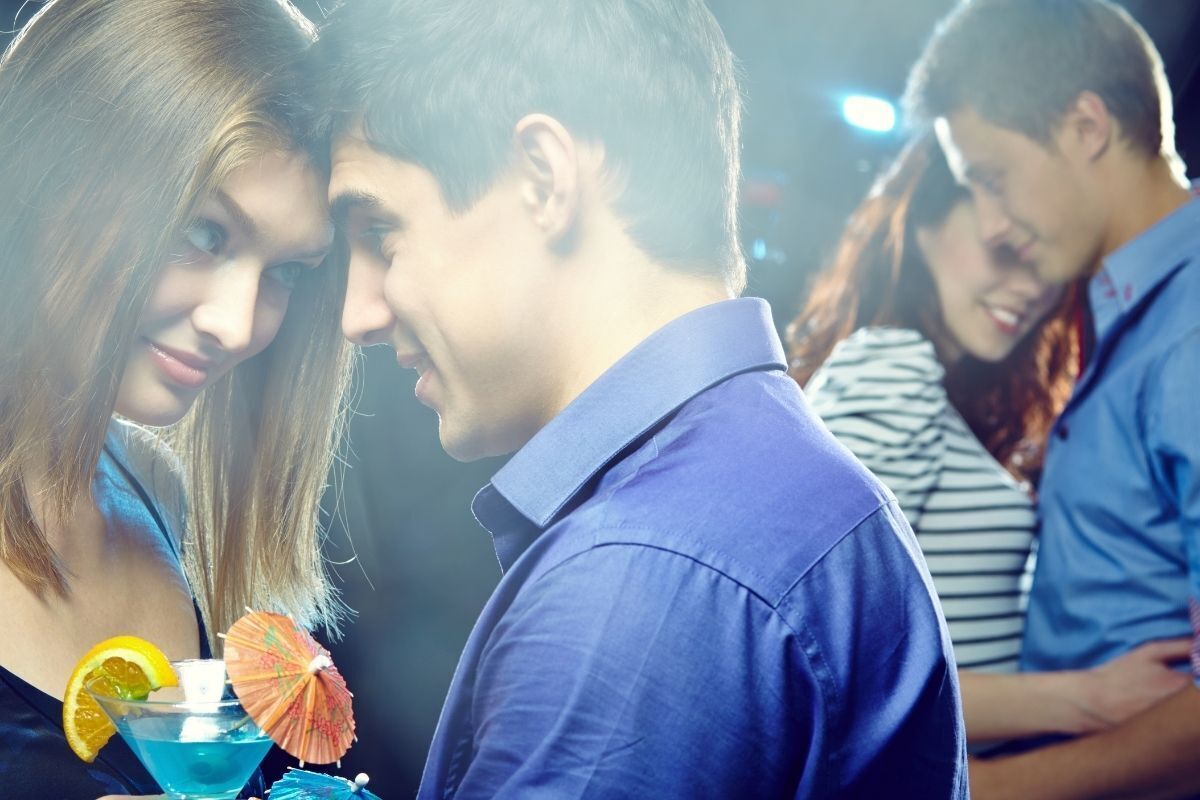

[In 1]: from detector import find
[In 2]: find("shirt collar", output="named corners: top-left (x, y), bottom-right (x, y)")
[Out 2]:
top-left (1090, 193), bottom-right (1200, 340)
top-left (473, 297), bottom-right (786, 565)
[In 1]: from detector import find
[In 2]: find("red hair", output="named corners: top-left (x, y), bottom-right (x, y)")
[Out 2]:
top-left (787, 133), bottom-right (1077, 483)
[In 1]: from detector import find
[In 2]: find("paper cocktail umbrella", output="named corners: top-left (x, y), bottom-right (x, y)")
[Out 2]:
top-left (1189, 598), bottom-right (1200, 677)
top-left (221, 610), bottom-right (356, 766)
top-left (267, 767), bottom-right (381, 799)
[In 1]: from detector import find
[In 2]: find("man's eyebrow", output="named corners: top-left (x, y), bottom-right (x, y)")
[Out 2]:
top-left (330, 190), bottom-right (392, 228)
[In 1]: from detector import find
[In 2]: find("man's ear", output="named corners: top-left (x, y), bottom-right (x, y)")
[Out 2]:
top-left (513, 113), bottom-right (580, 246)
top-left (1060, 90), bottom-right (1113, 163)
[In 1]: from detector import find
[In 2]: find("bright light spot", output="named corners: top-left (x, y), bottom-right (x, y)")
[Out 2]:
top-left (751, 238), bottom-right (767, 261)
top-left (842, 95), bottom-right (896, 133)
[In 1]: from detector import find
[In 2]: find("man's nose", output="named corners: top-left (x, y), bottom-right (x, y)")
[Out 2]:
top-left (341, 256), bottom-right (395, 346)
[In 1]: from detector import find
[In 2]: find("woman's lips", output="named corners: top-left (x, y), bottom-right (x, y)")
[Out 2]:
top-left (145, 340), bottom-right (211, 389)
top-left (983, 304), bottom-right (1023, 337)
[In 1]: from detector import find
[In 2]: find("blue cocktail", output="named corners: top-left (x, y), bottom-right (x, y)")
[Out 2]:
top-left (87, 660), bottom-right (273, 800)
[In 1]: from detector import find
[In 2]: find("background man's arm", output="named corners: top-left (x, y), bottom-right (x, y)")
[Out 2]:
top-left (970, 329), bottom-right (1200, 797)
top-left (970, 675), bottom-right (1200, 799)
top-left (959, 639), bottom-right (1190, 743)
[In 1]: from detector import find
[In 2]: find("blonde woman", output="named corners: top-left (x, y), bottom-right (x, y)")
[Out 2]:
top-left (0, 0), bottom-right (351, 795)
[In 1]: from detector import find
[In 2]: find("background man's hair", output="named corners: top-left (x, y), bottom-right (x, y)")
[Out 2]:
top-left (904, 0), bottom-right (1175, 159)
top-left (313, 0), bottom-right (746, 292)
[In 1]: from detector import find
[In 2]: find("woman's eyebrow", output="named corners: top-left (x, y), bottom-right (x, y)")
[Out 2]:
top-left (215, 191), bottom-right (333, 260)
top-left (215, 189), bottom-right (259, 238)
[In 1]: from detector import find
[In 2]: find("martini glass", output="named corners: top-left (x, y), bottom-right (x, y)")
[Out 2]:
top-left (86, 659), bottom-right (273, 800)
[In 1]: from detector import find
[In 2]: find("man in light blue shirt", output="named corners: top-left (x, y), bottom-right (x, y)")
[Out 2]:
top-left (1024, 200), bottom-right (1200, 680)
top-left (315, 0), bottom-right (968, 796)
top-left (907, 0), bottom-right (1200, 797)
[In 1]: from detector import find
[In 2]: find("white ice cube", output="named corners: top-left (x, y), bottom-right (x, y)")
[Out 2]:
top-left (179, 714), bottom-right (224, 743)
top-left (175, 659), bottom-right (227, 703)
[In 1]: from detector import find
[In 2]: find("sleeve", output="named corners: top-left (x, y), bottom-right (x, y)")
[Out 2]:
top-left (790, 504), bottom-right (969, 797)
top-left (804, 328), bottom-right (948, 528)
top-left (1144, 329), bottom-right (1200, 686)
top-left (453, 545), bottom-right (820, 800)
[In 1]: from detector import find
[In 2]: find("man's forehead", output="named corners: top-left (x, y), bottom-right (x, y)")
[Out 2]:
top-left (328, 136), bottom-right (445, 225)
top-left (330, 127), bottom-right (382, 173)
top-left (329, 130), bottom-right (398, 203)
top-left (934, 115), bottom-right (974, 183)
top-left (937, 107), bottom-right (1028, 159)
top-left (936, 107), bottom-right (1020, 179)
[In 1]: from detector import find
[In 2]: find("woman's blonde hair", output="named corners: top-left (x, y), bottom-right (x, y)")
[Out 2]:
top-left (0, 0), bottom-right (352, 650)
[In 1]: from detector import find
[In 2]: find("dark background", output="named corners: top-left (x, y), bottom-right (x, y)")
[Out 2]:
top-left (4, 1), bottom-right (1200, 796)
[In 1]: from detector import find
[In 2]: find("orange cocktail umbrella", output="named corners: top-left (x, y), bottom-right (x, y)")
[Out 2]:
top-left (220, 610), bottom-right (356, 766)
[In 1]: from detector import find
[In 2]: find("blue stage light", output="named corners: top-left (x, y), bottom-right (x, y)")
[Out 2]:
top-left (751, 238), bottom-right (767, 261)
top-left (841, 95), bottom-right (896, 133)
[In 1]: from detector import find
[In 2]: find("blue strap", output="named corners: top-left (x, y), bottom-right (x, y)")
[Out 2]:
top-left (101, 445), bottom-right (211, 658)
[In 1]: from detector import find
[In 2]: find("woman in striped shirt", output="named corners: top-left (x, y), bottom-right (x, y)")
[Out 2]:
top-left (789, 132), bottom-right (1192, 745)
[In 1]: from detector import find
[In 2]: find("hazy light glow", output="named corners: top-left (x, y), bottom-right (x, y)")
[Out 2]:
top-left (842, 95), bottom-right (896, 133)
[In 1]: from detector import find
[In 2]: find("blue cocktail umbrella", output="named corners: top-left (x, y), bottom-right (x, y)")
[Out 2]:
top-left (266, 767), bottom-right (381, 799)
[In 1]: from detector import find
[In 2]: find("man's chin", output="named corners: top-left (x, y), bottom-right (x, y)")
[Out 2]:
top-left (438, 423), bottom-right (488, 464)
top-left (1038, 255), bottom-right (1092, 285)
top-left (438, 419), bottom-right (522, 463)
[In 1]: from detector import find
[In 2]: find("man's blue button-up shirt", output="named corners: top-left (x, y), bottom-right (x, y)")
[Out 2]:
top-left (418, 298), bottom-right (968, 799)
top-left (1023, 195), bottom-right (1200, 685)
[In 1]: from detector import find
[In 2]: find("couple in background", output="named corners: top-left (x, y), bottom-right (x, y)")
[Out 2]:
top-left (799, 1), bottom-right (1200, 797)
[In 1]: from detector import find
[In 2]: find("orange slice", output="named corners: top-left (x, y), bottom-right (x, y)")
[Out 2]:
top-left (62, 635), bottom-right (178, 762)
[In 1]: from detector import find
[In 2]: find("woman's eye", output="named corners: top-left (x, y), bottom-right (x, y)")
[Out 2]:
top-left (181, 219), bottom-right (227, 258)
top-left (264, 261), bottom-right (307, 290)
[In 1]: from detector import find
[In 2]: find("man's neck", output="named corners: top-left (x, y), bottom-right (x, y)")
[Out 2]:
top-left (542, 243), bottom-right (732, 427)
top-left (1099, 153), bottom-right (1192, 260)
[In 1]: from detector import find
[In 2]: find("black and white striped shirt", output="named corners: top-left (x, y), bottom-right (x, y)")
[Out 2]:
top-left (805, 327), bottom-right (1036, 672)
